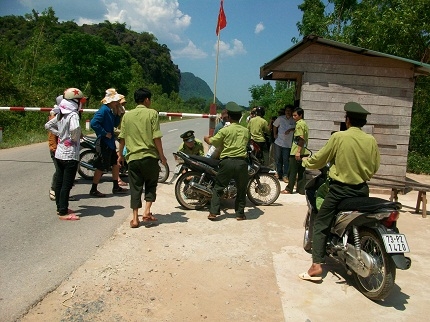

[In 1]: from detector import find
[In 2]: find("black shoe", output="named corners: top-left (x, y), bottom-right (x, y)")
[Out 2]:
top-left (90, 190), bottom-right (106, 198)
top-left (236, 215), bottom-right (246, 221)
top-left (112, 187), bottom-right (128, 194)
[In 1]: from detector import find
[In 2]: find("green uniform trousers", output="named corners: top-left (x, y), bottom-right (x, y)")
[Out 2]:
top-left (209, 158), bottom-right (248, 216)
top-left (287, 156), bottom-right (306, 194)
top-left (312, 180), bottom-right (369, 263)
top-left (128, 157), bottom-right (159, 209)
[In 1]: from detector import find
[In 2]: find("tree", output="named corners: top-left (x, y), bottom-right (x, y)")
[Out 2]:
top-left (295, 0), bottom-right (430, 172)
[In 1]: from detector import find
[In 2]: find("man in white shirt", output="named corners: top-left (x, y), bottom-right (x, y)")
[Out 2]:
top-left (273, 105), bottom-right (295, 182)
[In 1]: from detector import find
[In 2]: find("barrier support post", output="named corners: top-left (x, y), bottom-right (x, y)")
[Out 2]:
top-left (209, 103), bottom-right (217, 136)
top-left (0, 126), bottom-right (2, 143)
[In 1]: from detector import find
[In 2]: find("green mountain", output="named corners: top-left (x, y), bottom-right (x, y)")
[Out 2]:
top-left (179, 72), bottom-right (222, 106)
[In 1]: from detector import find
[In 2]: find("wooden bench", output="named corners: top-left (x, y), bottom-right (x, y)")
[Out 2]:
top-left (371, 176), bottom-right (430, 218)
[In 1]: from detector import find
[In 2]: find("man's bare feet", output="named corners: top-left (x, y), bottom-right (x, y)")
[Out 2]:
top-left (307, 263), bottom-right (323, 277)
top-left (130, 220), bottom-right (140, 228)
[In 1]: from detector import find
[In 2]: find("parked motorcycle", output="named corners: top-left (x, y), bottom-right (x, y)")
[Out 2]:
top-left (78, 136), bottom-right (170, 183)
top-left (172, 147), bottom-right (281, 210)
top-left (303, 169), bottom-right (411, 301)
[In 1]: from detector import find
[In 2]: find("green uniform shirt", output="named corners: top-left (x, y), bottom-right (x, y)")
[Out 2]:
top-left (118, 105), bottom-right (163, 162)
top-left (290, 118), bottom-right (309, 155)
top-left (210, 123), bottom-right (250, 159)
top-left (178, 139), bottom-right (205, 156)
top-left (302, 127), bottom-right (380, 185)
top-left (247, 116), bottom-right (269, 142)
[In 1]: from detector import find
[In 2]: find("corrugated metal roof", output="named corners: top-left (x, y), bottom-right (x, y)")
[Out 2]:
top-left (260, 35), bottom-right (430, 78)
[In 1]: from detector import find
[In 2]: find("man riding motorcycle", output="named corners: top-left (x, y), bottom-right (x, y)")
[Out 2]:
top-left (299, 102), bottom-right (380, 281)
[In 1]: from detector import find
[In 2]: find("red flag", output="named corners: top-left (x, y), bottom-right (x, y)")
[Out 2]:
top-left (216, 0), bottom-right (227, 35)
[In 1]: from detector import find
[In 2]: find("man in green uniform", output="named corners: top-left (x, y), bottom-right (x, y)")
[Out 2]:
top-left (178, 130), bottom-right (205, 156)
top-left (118, 87), bottom-right (168, 228)
top-left (299, 102), bottom-right (380, 281)
top-left (247, 106), bottom-right (270, 165)
top-left (204, 102), bottom-right (250, 221)
top-left (281, 107), bottom-right (309, 195)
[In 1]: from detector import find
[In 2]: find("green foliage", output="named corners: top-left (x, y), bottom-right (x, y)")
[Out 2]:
top-left (294, 0), bottom-right (430, 173)
top-left (407, 152), bottom-right (430, 175)
top-left (248, 81), bottom-right (295, 120)
top-left (179, 72), bottom-right (222, 106)
top-left (0, 8), bottom-right (216, 148)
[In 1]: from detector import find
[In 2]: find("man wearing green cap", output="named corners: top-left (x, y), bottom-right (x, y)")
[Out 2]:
top-left (204, 102), bottom-right (250, 221)
top-left (298, 102), bottom-right (380, 281)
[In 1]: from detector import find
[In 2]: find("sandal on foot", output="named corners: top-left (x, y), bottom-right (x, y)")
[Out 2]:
top-left (142, 213), bottom-right (157, 222)
top-left (236, 215), bottom-right (246, 221)
top-left (207, 214), bottom-right (217, 220)
top-left (280, 190), bottom-right (291, 194)
top-left (49, 190), bottom-right (55, 201)
top-left (118, 180), bottom-right (128, 187)
top-left (298, 272), bottom-right (322, 281)
top-left (59, 213), bottom-right (80, 221)
top-left (130, 220), bottom-right (140, 228)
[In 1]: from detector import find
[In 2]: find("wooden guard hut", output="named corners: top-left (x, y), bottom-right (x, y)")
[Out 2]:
top-left (260, 35), bottom-right (430, 189)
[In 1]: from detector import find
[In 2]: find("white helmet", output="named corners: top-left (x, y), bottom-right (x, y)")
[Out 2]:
top-left (64, 88), bottom-right (84, 100)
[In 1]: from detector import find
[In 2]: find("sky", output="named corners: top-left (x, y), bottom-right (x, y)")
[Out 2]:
top-left (0, 0), bottom-right (308, 107)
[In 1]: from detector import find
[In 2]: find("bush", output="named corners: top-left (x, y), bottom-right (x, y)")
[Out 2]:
top-left (407, 151), bottom-right (430, 174)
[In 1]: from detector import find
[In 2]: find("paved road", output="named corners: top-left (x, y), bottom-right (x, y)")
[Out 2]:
top-left (0, 117), bottom-right (210, 322)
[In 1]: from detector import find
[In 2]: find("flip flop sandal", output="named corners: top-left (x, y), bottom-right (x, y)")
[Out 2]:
top-left (59, 214), bottom-right (80, 221)
top-left (142, 213), bottom-right (158, 222)
top-left (298, 272), bottom-right (322, 281)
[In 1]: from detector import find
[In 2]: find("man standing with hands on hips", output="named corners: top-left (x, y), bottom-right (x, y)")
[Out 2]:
top-left (204, 102), bottom-right (250, 221)
top-left (299, 102), bottom-right (380, 281)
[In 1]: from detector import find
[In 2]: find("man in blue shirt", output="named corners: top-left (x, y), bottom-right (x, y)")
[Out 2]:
top-left (90, 88), bottom-right (127, 197)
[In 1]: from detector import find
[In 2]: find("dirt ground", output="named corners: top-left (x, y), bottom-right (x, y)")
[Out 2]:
top-left (20, 174), bottom-right (430, 322)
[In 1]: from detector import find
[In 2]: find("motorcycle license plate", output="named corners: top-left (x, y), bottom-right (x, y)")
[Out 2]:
top-left (382, 234), bottom-right (410, 253)
top-left (174, 164), bottom-right (183, 174)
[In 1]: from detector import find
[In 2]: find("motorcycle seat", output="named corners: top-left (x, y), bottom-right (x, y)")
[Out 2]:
top-left (189, 155), bottom-right (220, 168)
top-left (337, 197), bottom-right (402, 212)
top-left (82, 136), bottom-right (97, 144)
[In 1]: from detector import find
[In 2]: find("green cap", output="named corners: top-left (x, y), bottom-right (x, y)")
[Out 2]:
top-left (225, 101), bottom-right (242, 113)
top-left (180, 130), bottom-right (195, 142)
top-left (344, 102), bottom-right (370, 119)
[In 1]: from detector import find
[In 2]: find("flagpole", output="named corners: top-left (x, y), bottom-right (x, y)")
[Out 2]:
top-left (213, 30), bottom-right (221, 104)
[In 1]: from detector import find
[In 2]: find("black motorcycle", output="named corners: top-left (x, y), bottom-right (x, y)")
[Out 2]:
top-left (303, 169), bottom-right (411, 301)
top-left (172, 148), bottom-right (281, 210)
top-left (78, 135), bottom-right (170, 183)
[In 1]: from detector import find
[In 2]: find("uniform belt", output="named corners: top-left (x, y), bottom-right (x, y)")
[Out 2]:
top-left (329, 178), bottom-right (366, 187)
top-left (221, 157), bottom-right (246, 161)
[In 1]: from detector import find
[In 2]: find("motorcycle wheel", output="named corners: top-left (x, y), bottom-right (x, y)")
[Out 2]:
top-left (247, 173), bottom-right (280, 205)
top-left (78, 149), bottom-right (96, 180)
top-left (174, 171), bottom-right (210, 210)
top-left (352, 229), bottom-right (396, 301)
top-left (303, 211), bottom-right (313, 254)
top-left (158, 160), bottom-right (170, 183)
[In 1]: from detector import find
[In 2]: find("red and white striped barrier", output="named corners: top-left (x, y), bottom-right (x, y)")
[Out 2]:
top-left (0, 107), bottom-right (217, 118)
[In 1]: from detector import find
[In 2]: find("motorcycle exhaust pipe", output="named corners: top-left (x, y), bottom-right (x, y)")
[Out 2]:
top-left (189, 182), bottom-right (212, 197)
top-left (80, 161), bottom-right (96, 171)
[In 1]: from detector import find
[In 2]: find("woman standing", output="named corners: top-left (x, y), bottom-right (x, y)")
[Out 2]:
top-left (45, 88), bottom-right (85, 220)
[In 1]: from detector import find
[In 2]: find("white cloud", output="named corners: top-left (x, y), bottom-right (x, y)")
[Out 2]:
top-left (172, 40), bottom-right (208, 60)
top-left (102, 0), bottom-right (191, 44)
top-left (255, 22), bottom-right (264, 34)
top-left (216, 39), bottom-right (247, 57)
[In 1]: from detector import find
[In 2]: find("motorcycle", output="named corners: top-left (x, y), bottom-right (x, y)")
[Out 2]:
top-left (172, 146), bottom-right (281, 210)
top-left (303, 168), bottom-right (411, 301)
top-left (78, 135), bottom-right (170, 183)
